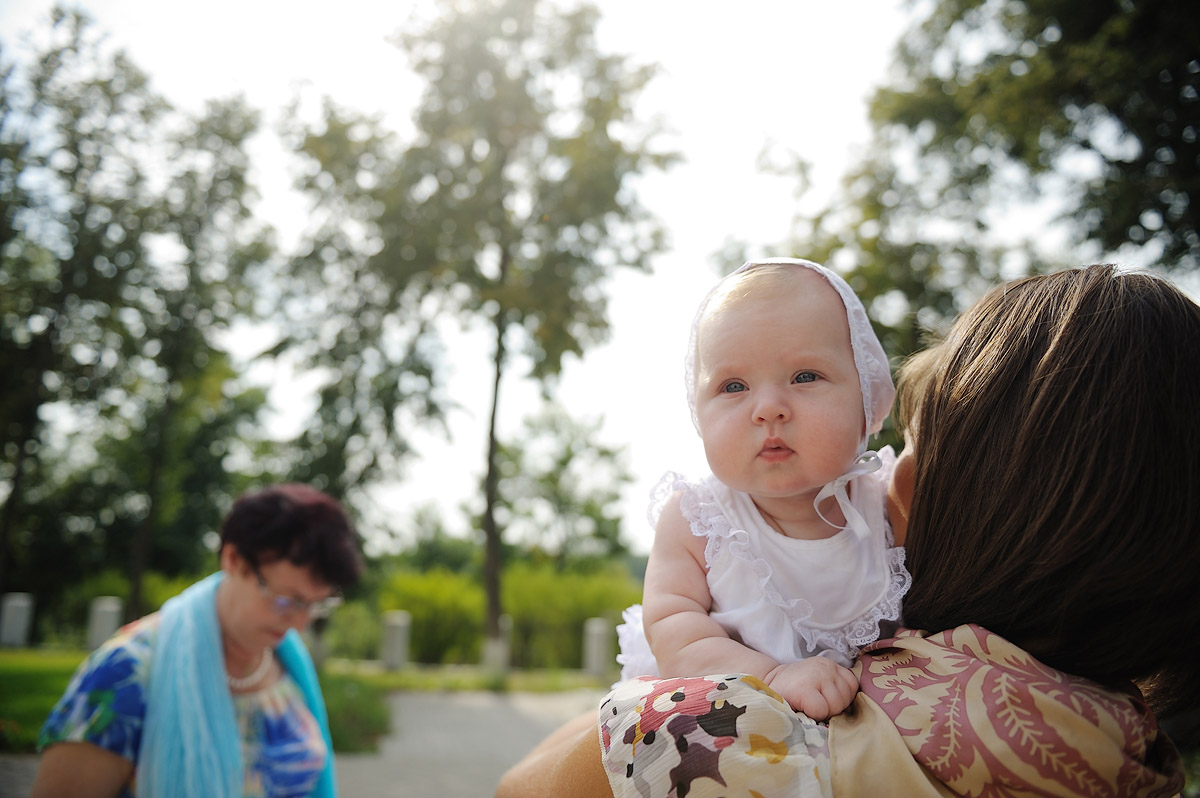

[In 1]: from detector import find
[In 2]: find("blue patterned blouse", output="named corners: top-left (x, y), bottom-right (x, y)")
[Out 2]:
top-left (39, 613), bottom-right (327, 798)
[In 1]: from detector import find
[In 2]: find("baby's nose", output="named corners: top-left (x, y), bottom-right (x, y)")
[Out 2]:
top-left (753, 389), bottom-right (790, 423)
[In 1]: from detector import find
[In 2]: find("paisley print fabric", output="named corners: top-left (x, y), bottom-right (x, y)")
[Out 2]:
top-left (600, 626), bottom-right (1184, 798)
top-left (830, 625), bottom-right (1184, 798)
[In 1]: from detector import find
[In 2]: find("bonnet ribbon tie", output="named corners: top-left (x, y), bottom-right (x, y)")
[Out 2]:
top-left (814, 450), bottom-right (882, 539)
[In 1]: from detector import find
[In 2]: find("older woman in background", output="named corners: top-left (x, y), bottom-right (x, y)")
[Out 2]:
top-left (34, 483), bottom-right (362, 798)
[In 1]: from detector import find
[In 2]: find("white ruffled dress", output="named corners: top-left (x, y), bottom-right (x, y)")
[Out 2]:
top-left (617, 447), bottom-right (911, 679)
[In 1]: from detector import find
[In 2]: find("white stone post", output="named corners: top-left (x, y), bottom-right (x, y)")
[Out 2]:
top-left (0, 593), bottom-right (34, 647)
top-left (382, 610), bottom-right (412, 670)
top-left (482, 613), bottom-right (512, 673)
top-left (582, 617), bottom-right (612, 678)
top-left (87, 596), bottom-right (124, 651)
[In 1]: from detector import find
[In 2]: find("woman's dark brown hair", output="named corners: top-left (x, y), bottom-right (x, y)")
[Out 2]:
top-left (219, 483), bottom-right (363, 588)
top-left (899, 264), bottom-right (1200, 717)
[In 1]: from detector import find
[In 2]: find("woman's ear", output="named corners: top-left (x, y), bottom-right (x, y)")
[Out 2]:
top-left (219, 543), bottom-right (243, 574)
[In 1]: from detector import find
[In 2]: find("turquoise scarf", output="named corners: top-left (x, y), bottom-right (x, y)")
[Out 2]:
top-left (137, 572), bottom-right (337, 798)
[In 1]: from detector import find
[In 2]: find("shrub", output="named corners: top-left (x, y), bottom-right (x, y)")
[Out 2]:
top-left (320, 670), bottom-right (390, 753)
top-left (379, 569), bottom-right (484, 664)
top-left (37, 569), bottom-right (200, 645)
top-left (322, 600), bottom-right (381, 661)
top-left (503, 562), bottom-right (642, 669)
top-left (141, 572), bottom-right (197, 609)
top-left (372, 561), bottom-right (642, 669)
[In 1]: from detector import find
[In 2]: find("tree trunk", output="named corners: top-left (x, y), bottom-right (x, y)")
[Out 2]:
top-left (0, 333), bottom-right (52, 597)
top-left (481, 308), bottom-right (506, 640)
top-left (481, 247), bottom-right (512, 643)
top-left (0, 442), bottom-right (27, 597)
top-left (127, 391), bottom-right (174, 621)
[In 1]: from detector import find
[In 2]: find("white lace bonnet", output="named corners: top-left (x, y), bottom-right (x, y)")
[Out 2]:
top-left (684, 257), bottom-right (896, 445)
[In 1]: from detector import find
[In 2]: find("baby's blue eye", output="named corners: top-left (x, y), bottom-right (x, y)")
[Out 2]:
top-left (793, 372), bottom-right (818, 384)
top-left (721, 381), bottom-right (748, 393)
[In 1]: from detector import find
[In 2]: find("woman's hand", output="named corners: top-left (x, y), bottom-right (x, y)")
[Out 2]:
top-left (765, 658), bottom-right (859, 720)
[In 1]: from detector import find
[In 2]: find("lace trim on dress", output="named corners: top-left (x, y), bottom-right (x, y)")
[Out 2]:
top-left (652, 471), bottom-right (912, 664)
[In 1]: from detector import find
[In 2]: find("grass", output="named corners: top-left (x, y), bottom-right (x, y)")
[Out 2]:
top-left (0, 648), bottom-right (86, 752)
top-left (0, 649), bottom-right (607, 755)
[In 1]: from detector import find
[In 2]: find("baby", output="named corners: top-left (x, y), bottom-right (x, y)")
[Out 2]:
top-left (616, 258), bottom-right (910, 719)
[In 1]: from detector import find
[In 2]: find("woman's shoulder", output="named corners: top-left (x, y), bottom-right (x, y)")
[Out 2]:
top-left (70, 612), bottom-right (160, 693)
top-left (102, 611), bottom-right (161, 656)
top-left (37, 612), bottom-right (160, 759)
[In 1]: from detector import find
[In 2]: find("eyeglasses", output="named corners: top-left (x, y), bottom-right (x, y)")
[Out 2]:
top-left (253, 568), bottom-right (343, 618)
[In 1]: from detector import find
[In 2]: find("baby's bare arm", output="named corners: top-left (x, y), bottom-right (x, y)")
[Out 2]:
top-left (642, 493), bottom-right (780, 680)
top-left (643, 493), bottom-right (860, 719)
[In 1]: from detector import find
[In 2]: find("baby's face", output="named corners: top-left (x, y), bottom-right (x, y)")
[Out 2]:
top-left (693, 270), bottom-right (865, 507)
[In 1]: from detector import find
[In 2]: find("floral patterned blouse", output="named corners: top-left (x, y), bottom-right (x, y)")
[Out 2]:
top-left (39, 613), bottom-right (327, 798)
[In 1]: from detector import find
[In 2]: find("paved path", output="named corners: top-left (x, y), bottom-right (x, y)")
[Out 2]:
top-left (1, 689), bottom-right (604, 798)
top-left (338, 689), bottom-right (603, 797)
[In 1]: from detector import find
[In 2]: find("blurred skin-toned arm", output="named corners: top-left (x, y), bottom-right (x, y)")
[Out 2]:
top-left (494, 710), bottom-right (611, 798)
top-left (644, 492), bottom-right (857, 719)
top-left (31, 741), bottom-right (133, 798)
top-left (886, 431), bottom-right (916, 547)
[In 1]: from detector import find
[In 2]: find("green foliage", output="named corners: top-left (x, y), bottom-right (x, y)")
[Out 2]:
top-left (0, 8), bottom-right (279, 622)
top-left (503, 561), bottom-right (640, 670)
top-left (379, 569), bottom-right (485, 664)
top-left (396, 517), bottom-right (483, 576)
top-left (45, 569), bottom-right (130, 637)
top-left (774, 0), bottom-right (1199, 399)
top-left (38, 568), bottom-right (199, 641)
top-left (141, 570), bottom-right (206, 610)
top-left (381, 0), bottom-right (675, 377)
top-left (376, 559), bottom-right (640, 668)
top-left (322, 600), bottom-right (382, 661)
top-left (879, 0), bottom-right (1199, 270)
top-left (318, 669), bottom-right (391, 753)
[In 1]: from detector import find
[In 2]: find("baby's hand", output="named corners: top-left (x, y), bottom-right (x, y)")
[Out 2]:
top-left (764, 658), bottom-right (858, 720)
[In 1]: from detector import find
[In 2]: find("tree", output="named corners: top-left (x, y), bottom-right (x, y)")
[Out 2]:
top-left (288, 0), bottom-right (675, 647)
top-left (117, 95), bottom-right (276, 617)
top-left (15, 355), bottom-right (267, 625)
top-left (0, 9), bottom-right (166, 596)
top-left (277, 98), bottom-right (444, 510)
top-left (0, 9), bottom-right (277, 617)
top-left (786, 0), bottom-right (1198, 365)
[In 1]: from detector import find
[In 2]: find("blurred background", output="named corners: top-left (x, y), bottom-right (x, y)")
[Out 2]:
top-left (0, 0), bottom-right (1197, 744)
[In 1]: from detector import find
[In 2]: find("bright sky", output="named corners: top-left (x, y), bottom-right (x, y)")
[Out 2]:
top-left (1, 0), bottom-right (909, 554)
